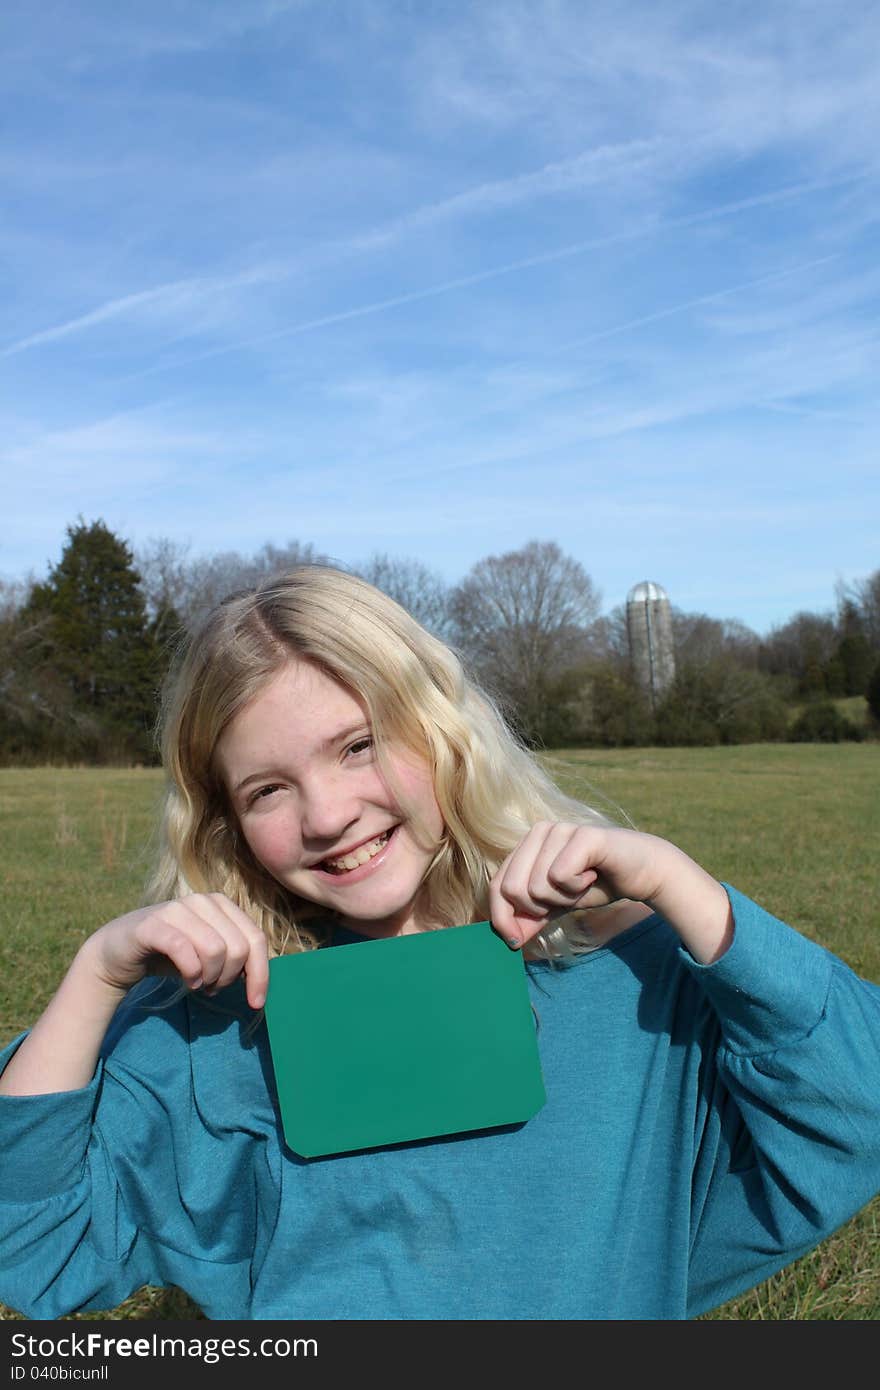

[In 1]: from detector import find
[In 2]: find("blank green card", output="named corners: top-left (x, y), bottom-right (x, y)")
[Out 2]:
top-left (264, 921), bottom-right (546, 1158)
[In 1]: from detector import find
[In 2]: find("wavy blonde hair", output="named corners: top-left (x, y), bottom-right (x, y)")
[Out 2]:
top-left (146, 564), bottom-right (617, 961)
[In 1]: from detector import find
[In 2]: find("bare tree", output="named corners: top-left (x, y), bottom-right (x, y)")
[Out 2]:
top-left (0, 581), bottom-right (74, 757)
top-left (758, 610), bottom-right (838, 692)
top-left (449, 540), bottom-right (601, 742)
top-left (353, 552), bottom-right (451, 637)
top-left (672, 611), bottom-right (761, 671)
top-left (1, 578), bottom-right (24, 616)
top-left (589, 603), bottom-right (631, 668)
top-left (0, 576), bottom-right (35, 710)
top-left (134, 538), bottom-right (194, 621)
top-left (839, 569), bottom-right (880, 651)
top-left (135, 538), bottom-right (327, 631)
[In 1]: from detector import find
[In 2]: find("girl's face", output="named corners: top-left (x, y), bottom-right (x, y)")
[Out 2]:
top-left (217, 659), bottom-right (445, 939)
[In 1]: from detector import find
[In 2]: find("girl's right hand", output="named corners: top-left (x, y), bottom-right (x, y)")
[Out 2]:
top-left (80, 894), bottom-right (270, 1011)
top-left (1, 894), bottom-right (270, 1099)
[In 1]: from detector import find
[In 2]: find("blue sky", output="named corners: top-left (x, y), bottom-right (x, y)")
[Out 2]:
top-left (2, 0), bottom-right (878, 635)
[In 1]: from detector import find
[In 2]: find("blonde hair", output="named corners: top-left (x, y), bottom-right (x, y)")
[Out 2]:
top-left (147, 564), bottom-right (617, 961)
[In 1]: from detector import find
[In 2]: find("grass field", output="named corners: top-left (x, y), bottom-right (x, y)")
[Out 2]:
top-left (1, 744), bottom-right (878, 1321)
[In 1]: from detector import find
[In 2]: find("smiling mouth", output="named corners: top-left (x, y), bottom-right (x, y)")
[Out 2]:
top-left (318, 828), bottom-right (394, 875)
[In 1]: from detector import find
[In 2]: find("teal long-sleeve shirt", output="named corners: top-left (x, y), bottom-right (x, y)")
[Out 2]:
top-left (1, 885), bottom-right (880, 1321)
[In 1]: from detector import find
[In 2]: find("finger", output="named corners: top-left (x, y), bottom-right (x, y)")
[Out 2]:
top-left (528, 823), bottom-right (599, 906)
top-left (491, 824), bottom-right (611, 948)
top-left (133, 916), bottom-right (214, 993)
top-left (241, 935), bottom-right (270, 1011)
top-left (141, 897), bottom-right (252, 998)
top-left (211, 898), bottom-right (270, 1010)
top-left (489, 849), bottom-right (530, 948)
top-left (544, 825), bottom-right (604, 902)
top-left (490, 825), bottom-right (563, 948)
top-left (497, 823), bottom-right (582, 919)
top-left (168, 900), bottom-right (247, 991)
top-left (547, 826), bottom-right (621, 908)
top-left (195, 894), bottom-right (270, 1009)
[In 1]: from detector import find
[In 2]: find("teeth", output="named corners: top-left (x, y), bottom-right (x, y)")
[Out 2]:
top-left (322, 830), bottom-right (390, 874)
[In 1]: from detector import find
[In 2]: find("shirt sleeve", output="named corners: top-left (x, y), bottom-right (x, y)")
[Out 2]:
top-left (0, 980), bottom-right (264, 1321)
top-left (684, 885), bottom-right (880, 1317)
top-left (0, 1032), bottom-right (160, 1319)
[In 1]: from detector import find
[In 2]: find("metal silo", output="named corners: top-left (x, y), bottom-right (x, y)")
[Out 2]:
top-left (626, 581), bottom-right (676, 709)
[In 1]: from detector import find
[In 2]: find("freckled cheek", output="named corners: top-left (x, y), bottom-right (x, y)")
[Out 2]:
top-left (241, 818), bottom-right (303, 880)
top-left (391, 763), bottom-right (445, 839)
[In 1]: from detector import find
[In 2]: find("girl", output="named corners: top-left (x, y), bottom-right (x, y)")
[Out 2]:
top-left (1, 565), bottom-right (879, 1321)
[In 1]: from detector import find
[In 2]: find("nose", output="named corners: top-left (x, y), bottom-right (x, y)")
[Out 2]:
top-left (298, 772), bottom-right (360, 845)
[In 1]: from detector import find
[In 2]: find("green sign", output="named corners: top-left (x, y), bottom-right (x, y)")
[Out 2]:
top-left (264, 921), bottom-right (546, 1158)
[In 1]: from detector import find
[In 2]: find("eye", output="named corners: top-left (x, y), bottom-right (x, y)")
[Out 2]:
top-left (247, 783), bottom-right (283, 806)
top-left (345, 736), bottom-right (374, 759)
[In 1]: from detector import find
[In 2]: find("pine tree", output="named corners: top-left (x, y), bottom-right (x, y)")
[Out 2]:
top-left (24, 519), bottom-right (161, 760)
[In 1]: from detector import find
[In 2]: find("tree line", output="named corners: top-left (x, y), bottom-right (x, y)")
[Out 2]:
top-left (1, 518), bottom-right (878, 764)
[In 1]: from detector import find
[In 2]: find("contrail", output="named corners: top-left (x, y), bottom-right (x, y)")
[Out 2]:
top-left (3, 167), bottom-right (864, 368)
top-left (123, 170), bottom-right (865, 380)
top-left (2, 265), bottom-right (284, 358)
top-left (1, 284), bottom-right (194, 357)
top-left (556, 253), bottom-right (843, 351)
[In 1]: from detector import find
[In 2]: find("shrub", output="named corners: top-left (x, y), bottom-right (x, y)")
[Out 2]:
top-left (788, 700), bottom-right (863, 743)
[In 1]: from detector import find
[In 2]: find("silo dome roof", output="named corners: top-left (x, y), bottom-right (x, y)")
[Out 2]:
top-left (627, 580), bottom-right (669, 603)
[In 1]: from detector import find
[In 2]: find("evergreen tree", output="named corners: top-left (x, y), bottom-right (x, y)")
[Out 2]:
top-left (23, 519), bottom-right (160, 760)
top-left (826, 600), bottom-right (874, 696)
top-left (833, 633), bottom-right (875, 696)
top-left (867, 659), bottom-right (880, 727)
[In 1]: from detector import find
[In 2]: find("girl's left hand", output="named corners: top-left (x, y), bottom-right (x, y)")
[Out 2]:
top-left (489, 821), bottom-right (734, 964)
top-left (488, 821), bottom-right (665, 948)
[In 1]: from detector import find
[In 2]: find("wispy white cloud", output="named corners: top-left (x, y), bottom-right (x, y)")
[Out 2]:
top-left (350, 138), bottom-right (669, 251)
top-left (557, 253), bottom-right (843, 351)
top-left (701, 264), bottom-right (880, 337)
top-left (0, 407), bottom-right (257, 484)
top-left (4, 1), bottom-right (322, 72)
top-left (409, 0), bottom-right (880, 168)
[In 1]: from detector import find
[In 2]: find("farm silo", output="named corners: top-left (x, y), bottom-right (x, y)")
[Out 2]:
top-left (626, 581), bottom-right (675, 708)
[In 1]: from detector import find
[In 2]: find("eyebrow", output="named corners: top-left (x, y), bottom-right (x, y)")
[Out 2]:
top-left (231, 722), bottom-right (371, 796)
top-left (318, 722), bottom-right (371, 754)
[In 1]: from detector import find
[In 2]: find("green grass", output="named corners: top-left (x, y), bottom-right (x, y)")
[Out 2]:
top-left (1, 747), bottom-right (879, 1321)
top-left (0, 768), bottom-right (167, 1042)
top-left (543, 743), bottom-right (879, 977)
